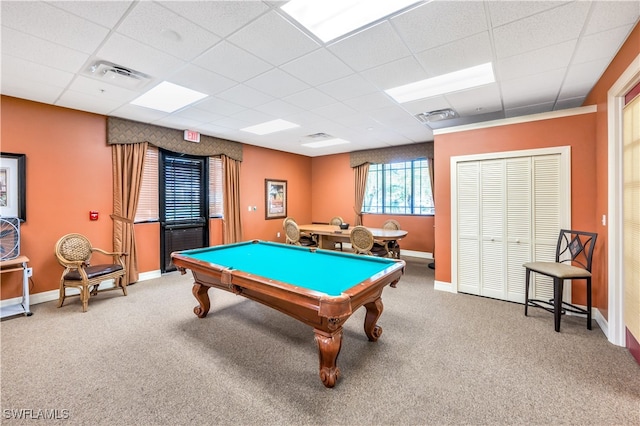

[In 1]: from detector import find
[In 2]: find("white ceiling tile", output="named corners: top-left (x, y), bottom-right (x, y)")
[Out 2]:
top-left (501, 68), bottom-right (566, 109)
top-left (360, 56), bottom-right (429, 91)
top-left (329, 21), bottom-right (411, 72)
top-left (152, 115), bottom-right (206, 131)
top-left (1, 1), bottom-right (110, 54)
top-left (171, 107), bottom-right (224, 124)
top-left (367, 106), bottom-right (422, 128)
top-left (558, 58), bottom-right (610, 99)
top-left (2, 55), bottom-right (74, 89)
top-left (444, 83), bottom-right (503, 116)
top-left (493, 1), bottom-right (591, 59)
top-left (49, 0), bottom-right (134, 28)
top-left (583, 1), bottom-right (640, 35)
top-left (66, 75), bottom-right (139, 102)
top-left (487, 1), bottom-right (570, 28)
top-left (216, 85), bottom-right (274, 108)
top-left (96, 33), bottom-right (186, 80)
top-left (169, 65), bottom-right (237, 96)
top-left (317, 74), bottom-right (378, 101)
top-left (56, 89), bottom-right (127, 115)
top-left (394, 124), bottom-right (434, 143)
top-left (505, 101), bottom-right (556, 118)
top-left (415, 31), bottom-right (493, 77)
top-left (283, 88), bottom-right (336, 110)
top-left (311, 103), bottom-right (357, 121)
top-left (280, 49), bottom-right (353, 86)
top-left (392, 0), bottom-right (487, 52)
top-left (343, 92), bottom-right (400, 112)
top-left (332, 112), bottom-right (384, 130)
top-left (245, 68), bottom-right (309, 98)
top-left (116, 1), bottom-right (220, 61)
top-left (496, 39), bottom-right (576, 81)
top-left (192, 97), bottom-right (246, 117)
top-left (231, 109), bottom-right (279, 126)
top-left (193, 41), bottom-right (272, 82)
top-left (254, 99), bottom-right (304, 118)
top-left (228, 11), bottom-right (319, 66)
top-left (109, 104), bottom-right (170, 123)
top-left (555, 97), bottom-right (586, 110)
top-left (0, 80), bottom-right (63, 105)
top-left (210, 116), bottom-right (254, 130)
top-left (1, 27), bottom-right (89, 74)
top-left (161, 0), bottom-right (270, 38)
top-left (572, 25), bottom-right (635, 65)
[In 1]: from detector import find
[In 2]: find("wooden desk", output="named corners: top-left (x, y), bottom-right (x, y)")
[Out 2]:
top-left (298, 224), bottom-right (407, 254)
top-left (0, 255), bottom-right (32, 318)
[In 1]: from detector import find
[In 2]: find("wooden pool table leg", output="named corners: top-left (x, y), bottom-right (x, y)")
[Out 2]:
top-left (192, 283), bottom-right (211, 318)
top-left (363, 298), bottom-right (384, 341)
top-left (314, 329), bottom-right (343, 388)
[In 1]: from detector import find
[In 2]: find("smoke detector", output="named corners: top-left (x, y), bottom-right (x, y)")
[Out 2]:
top-left (85, 60), bottom-right (151, 89)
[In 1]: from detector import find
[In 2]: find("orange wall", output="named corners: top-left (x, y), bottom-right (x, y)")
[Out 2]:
top-left (1, 97), bottom-right (113, 299)
top-left (311, 153), bottom-right (434, 253)
top-left (434, 112), bottom-right (598, 305)
top-left (583, 22), bottom-right (640, 318)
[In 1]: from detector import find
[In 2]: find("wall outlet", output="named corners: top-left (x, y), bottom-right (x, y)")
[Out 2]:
top-left (277, 232), bottom-right (281, 238)
top-left (26, 267), bottom-right (33, 277)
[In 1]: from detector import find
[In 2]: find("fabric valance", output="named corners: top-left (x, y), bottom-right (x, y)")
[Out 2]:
top-left (107, 117), bottom-right (243, 161)
top-left (349, 142), bottom-right (433, 167)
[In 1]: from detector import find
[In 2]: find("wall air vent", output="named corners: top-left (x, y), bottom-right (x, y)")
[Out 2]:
top-left (85, 60), bottom-right (151, 89)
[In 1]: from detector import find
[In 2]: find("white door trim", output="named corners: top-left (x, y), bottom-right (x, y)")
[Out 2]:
top-left (606, 53), bottom-right (640, 346)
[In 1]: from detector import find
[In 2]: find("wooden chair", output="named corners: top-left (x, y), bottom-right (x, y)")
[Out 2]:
top-left (523, 229), bottom-right (598, 332)
top-left (329, 216), bottom-right (344, 250)
top-left (284, 219), bottom-right (317, 247)
top-left (55, 233), bottom-right (128, 312)
top-left (350, 226), bottom-right (389, 257)
top-left (380, 219), bottom-right (401, 258)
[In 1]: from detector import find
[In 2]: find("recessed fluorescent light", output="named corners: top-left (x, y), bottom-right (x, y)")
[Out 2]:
top-left (241, 119), bottom-right (300, 135)
top-left (130, 81), bottom-right (207, 113)
top-left (281, 0), bottom-right (419, 43)
top-left (301, 138), bottom-right (350, 148)
top-left (386, 62), bottom-right (495, 103)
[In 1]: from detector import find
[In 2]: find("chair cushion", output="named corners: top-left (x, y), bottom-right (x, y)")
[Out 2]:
top-left (64, 264), bottom-right (123, 281)
top-left (523, 261), bottom-right (591, 279)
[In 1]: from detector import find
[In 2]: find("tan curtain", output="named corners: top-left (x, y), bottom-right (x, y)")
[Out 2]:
top-left (111, 142), bottom-right (147, 284)
top-left (222, 155), bottom-right (242, 244)
top-left (353, 162), bottom-right (370, 226)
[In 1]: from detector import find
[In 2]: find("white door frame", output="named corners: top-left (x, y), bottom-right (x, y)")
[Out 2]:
top-left (606, 53), bottom-right (640, 346)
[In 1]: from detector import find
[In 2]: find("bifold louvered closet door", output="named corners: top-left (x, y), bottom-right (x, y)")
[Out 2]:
top-left (453, 147), bottom-right (570, 304)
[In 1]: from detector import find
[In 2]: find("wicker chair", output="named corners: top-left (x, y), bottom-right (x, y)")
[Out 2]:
top-left (284, 219), bottom-right (317, 247)
top-left (329, 216), bottom-right (344, 250)
top-left (380, 219), bottom-right (401, 258)
top-left (55, 233), bottom-right (128, 312)
top-left (350, 226), bottom-right (389, 257)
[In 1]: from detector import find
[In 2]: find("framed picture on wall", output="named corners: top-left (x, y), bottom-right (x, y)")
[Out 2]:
top-left (265, 179), bottom-right (287, 220)
top-left (0, 153), bottom-right (26, 221)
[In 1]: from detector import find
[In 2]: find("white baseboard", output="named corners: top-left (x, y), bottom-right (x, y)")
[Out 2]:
top-left (1, 270), bottom-right (163, 310)
top-left (434, 280), bottom-right (454, 293)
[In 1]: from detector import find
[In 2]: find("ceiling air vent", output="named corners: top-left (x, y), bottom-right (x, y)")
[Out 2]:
top-left (85, 60), bottom-right (151, 89)
top-left (415, 108), bottom-right (458, 124)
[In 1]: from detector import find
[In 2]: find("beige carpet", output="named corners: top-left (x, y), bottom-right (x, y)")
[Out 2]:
top-left (1, 256), bottom-right (639, 425)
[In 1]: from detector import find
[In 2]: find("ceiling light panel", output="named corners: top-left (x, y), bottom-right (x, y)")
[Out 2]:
top-left (281, 0), bottom-right (419, 43)
top-left (241, 119), bottom-right (300, 135)
top-left (385, 62), bottom-right (495, 103)
top-left (130, 81), bottom-right (208, 113)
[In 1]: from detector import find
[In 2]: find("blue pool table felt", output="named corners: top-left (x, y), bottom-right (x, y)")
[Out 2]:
top-left (181, 241), bottom-right (396, 296)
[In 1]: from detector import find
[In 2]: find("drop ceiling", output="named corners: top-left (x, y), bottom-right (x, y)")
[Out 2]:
top-left (1, 1), bottom-right (638, 157)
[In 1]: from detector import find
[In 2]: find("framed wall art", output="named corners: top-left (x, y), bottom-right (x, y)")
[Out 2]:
top-left (0, 153), bottom-right (26, 221)
top-left (265, 179), bottom-right (287, 220)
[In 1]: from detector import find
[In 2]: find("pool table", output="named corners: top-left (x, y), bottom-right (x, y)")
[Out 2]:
top-left (171, 240), bottom-right (405, 388)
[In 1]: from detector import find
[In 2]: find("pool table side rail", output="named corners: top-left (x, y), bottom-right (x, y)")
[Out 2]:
top-left (171, 248), bottom-right (405, 329)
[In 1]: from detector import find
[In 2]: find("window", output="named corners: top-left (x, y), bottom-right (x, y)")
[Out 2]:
top-left (163, 155), bottom-right (205, 223)
top-left (135, 145), bottom-right (159, 223)
top-left (363, 159), bottom-right (434, 215)
top-left (134, 146), bottom-right (224, 223)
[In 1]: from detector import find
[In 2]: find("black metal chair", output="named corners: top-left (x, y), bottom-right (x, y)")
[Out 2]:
top-left (523, 229), bottom-right (597, 332)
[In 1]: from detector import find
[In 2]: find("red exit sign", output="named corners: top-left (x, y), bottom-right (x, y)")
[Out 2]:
top-left (184, 129), bottom-right (200, 143)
